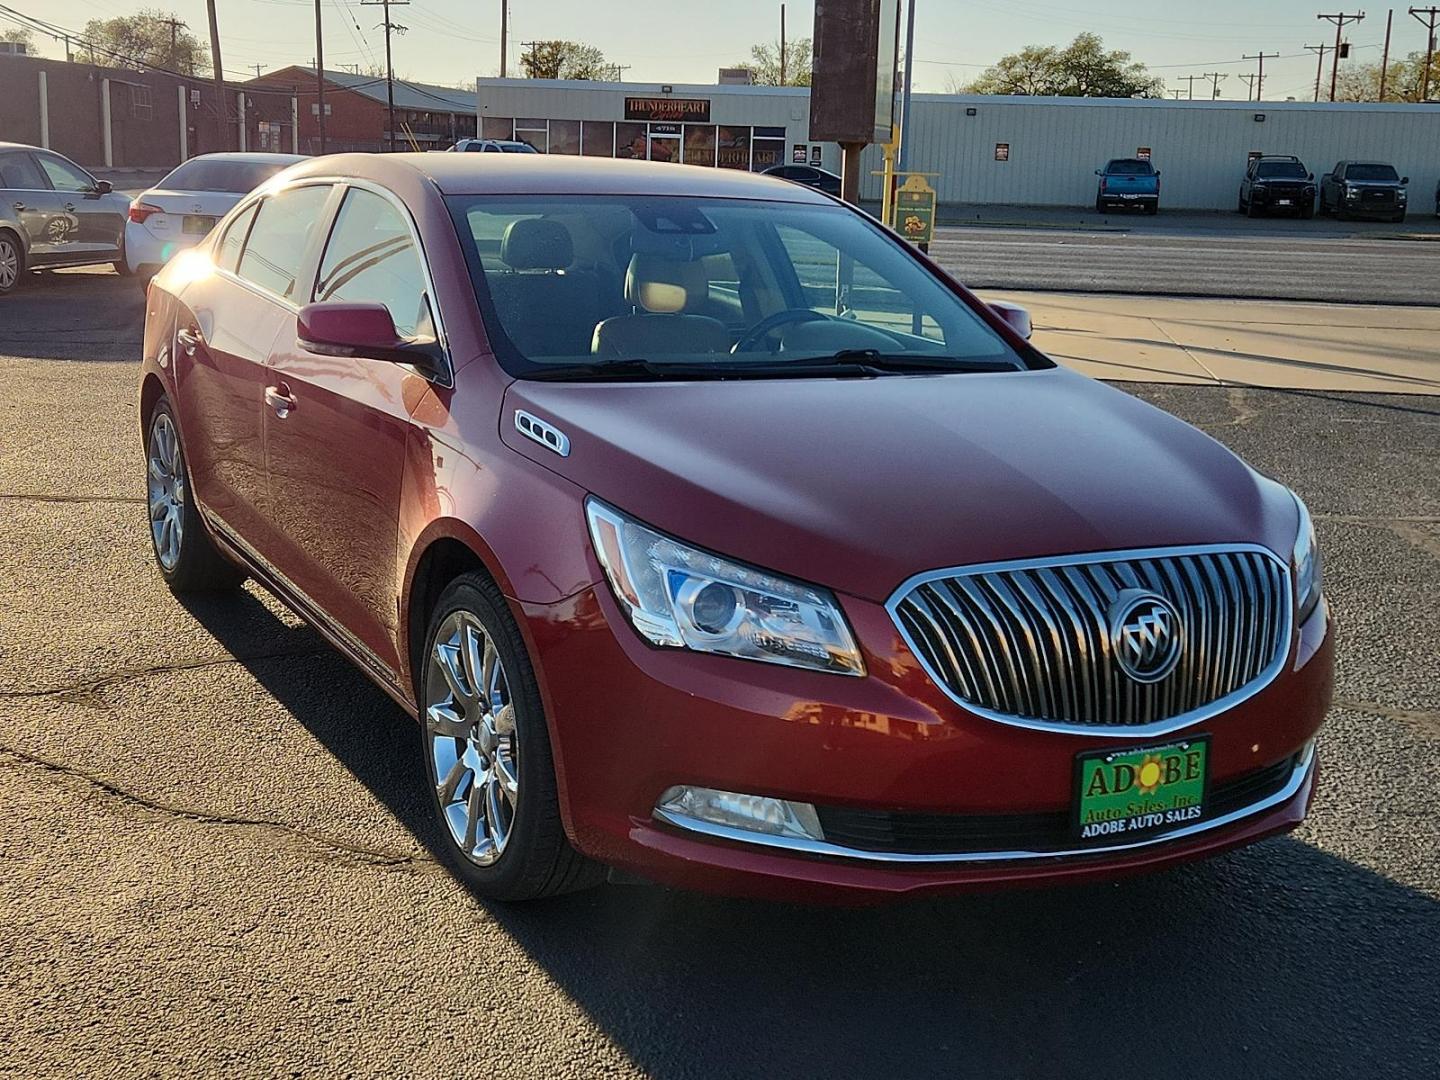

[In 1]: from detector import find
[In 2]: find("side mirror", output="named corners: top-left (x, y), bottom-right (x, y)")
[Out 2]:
top-left (1308, 173), bottom-right (1315, 182)
top-left (297, 301), bottom-right (445, 379)
top-left (1154, 170), bottom-right (1161, 177)
top-left (989, 300), bottom-right (1033, 341)
top-left (93, 179), bottom-right (113, 194)
top-left (1401, 176), bottom-right (1409, 185)
top-left (1094, 169), bottom-right (1103, 176)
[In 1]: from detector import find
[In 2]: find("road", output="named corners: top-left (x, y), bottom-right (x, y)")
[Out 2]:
top-left (930, 223), bottom-right (1440, 305)
top-left (1, 272), bottom-right (1438, 1079)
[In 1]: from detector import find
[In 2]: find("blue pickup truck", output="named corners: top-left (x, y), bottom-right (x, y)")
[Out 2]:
top-left (1094, 158), bottom-right (1160, 214)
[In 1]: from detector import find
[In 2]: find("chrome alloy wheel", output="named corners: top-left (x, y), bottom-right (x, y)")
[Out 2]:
top-left (146, 412), bottom-right (185, 571)
top-left (425, 610), bottom-right (519, 866)
top-left (0, 237), bottom-right (19, 291)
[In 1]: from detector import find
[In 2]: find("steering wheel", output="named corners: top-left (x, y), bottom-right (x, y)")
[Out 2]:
top-left (731, 308), bottom-right (830, 354)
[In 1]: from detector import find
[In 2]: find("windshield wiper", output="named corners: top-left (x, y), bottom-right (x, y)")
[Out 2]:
top-left (525, 359), bottom-right (709, 381)
top-left (778, 349), bottom-right (1017, 374)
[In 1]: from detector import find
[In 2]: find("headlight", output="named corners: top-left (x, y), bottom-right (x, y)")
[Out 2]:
top-left (585, 498), bottom-right (865, 676)
top-left (1292, 493), bottom-right (1323, 623)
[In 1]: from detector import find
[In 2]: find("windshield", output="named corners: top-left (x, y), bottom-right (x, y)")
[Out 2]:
top-left (1105, 160), bottom-right (1154, 176)
top-left (1346, 163), bottom-right (1399, 182)
top-left (446, 195), bottom-right (1039, 380)
top-left (157, 158), bottom-right (295, 194)
top-left (1256, 161), bottom-right (1307, 179)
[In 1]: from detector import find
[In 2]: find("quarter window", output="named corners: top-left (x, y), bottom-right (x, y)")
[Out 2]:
top-left (236, 184), bottom-right (332, 301)
top-left (36, 154), bottom-right (95, 193)
top-left (215, 202), bottom-right (259, 274)
top-left (315, 187), bottom-right (432, 339)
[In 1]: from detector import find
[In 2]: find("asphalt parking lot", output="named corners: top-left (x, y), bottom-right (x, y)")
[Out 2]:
top-left (930, 218), bottom-right (1440, 305)
top-left (2, 269), bottom-right (1438, 1078)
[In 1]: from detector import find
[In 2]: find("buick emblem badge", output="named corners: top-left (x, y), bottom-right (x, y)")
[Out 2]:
top-left (1108, 589), bottom-right (1183, 684)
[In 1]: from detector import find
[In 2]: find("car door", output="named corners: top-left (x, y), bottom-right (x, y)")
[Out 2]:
top-left (262, 183), bottom-right (442, 676)
top-left (0, 150), bottom-right (63, 265)
top-left (34, 152), bottom-right (121, 256)
top-left (173, 183), bottom-right (334, 555)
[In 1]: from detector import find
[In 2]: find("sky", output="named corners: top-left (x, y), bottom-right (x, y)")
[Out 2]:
top-left (4, 0), bottom-right (1429, 102)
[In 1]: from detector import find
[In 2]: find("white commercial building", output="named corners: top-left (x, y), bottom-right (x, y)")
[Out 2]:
top-left (476, 77), bottom-right (1440, 212)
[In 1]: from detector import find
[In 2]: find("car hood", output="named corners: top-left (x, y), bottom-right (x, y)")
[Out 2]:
top-left (502, 367), bottom-right (1297, 603)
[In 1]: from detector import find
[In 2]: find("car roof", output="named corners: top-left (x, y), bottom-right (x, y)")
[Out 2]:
top-left (286, 152), bottom-right (836, 203)
top-left (173, 152), bottom-right (306, 164)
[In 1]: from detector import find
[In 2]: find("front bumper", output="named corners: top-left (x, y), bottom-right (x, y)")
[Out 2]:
top-left (520, 582), bottom-right (1334, 903)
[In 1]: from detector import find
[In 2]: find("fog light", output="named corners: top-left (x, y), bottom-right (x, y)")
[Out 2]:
top-left (656, 785), bottom-right (825, 841)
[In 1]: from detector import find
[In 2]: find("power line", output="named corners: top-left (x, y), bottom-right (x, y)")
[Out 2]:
top-left (360, 0), bottom-right (407, 151)
top-left (1316, 11), bottom-right (1365, 102)
top-left (1412, 7), bottom-right (1439, 102)
top-left (1241, 50), bottom-right (1279, 99)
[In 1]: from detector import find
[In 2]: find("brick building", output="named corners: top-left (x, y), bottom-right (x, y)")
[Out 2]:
top-left (245, 67), bottom-right (476, 154)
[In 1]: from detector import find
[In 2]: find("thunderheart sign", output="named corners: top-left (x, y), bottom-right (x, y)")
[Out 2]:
top-left (1074, 738), bottom-right (1208, 840)
top-left (624, 97), bottom-right (711, 123)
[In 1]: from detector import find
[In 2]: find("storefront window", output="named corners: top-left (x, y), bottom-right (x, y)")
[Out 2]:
top-left (482, 116), bottom-right (514, 141)
top-left (717, 126), bottom-right (750, 170)
top-left (515, 118), bottom-right (548, 152)
top-left (582, 121), bottom-right (615, 157)
top-left (549, 119), bottom-right (581, 155)
top-left (751, 138), bottom-right (785, 171)
top-left (616, 122), bottom-right (648, 160)
top-left (683, 125), bottom-right (717, 167)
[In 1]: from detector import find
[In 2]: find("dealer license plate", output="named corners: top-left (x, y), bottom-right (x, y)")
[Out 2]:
top-left (1074, 737), bottom-right (1209, 842)
top-left (183, 215), bottom-right (216, 236)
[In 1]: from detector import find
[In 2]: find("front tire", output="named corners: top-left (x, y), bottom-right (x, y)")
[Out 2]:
top-left (0, 230), bottom-right (24, 296)
top-left (419, 573), bottom-right (603, 901)
top-left (145, 397), bottom-right (246, 592)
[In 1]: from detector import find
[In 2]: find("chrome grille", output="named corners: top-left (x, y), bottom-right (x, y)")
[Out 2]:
top-left (890, 547), bottom-right (1292, 732)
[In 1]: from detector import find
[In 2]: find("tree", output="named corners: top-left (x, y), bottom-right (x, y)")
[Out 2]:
top-left (518, 41), bottom-right (608, 80)
top-left (967, 33), bottom-right (1163, 98)
top-left (1335, 51), bottom-right (1440, 102)
top-left (80, 9), bottom-right (209, 75)
top-left (732, 37), bottom-right (813, 86)
top-left (0, 25), bottom-right (39, 54)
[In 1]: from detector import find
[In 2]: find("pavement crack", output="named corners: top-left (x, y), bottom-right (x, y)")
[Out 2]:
top-left (0, 744), bottom-right (438, 869)
top-left (0, 492), bottom-right (145, 505)
top-left (1333, 697), bottom-right (1440, 738)
top-left (0, 649), bottom-right (324, 701)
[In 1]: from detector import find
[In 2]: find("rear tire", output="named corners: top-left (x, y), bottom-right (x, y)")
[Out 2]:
top-left (145, 397), bottom-right (246, 593)
top-left (0, 230), bottom-right (24, 296)
top-left (418, 572), bottom-right (604, 901)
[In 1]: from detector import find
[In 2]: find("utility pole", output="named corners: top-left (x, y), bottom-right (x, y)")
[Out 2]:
top-left (158, 16), bottom-right (184, 68)
top-left (205, 0), bottom-right (232, 149)
top-left (779, 3), bottom-right (787, 86)
top-left (315, 0), bottom-right (326, 153)
top-left (1202, 71), bottom-right (1227, 99)
top-left (1238, 72), bottom-right (1260, 100)
top-left (250, 62), bottom-right (267, 78)
top-left (362, 0), bottom-right (409, 151)
top-left (898, 0), bottom-right (916, 171)
top-left (1305, 43), bottom-right (1333, 100)
top-left (499, 0), bottom-right (506, 76)
top-left (1178, 73), bottom-right (1203, 99)
top-left (1317, 12), bottom-right (1365, 102)
top-left (1412, 7), bottom-right (1439, 101)
top-left (1242, 51), bottom-right (1280, 99)
top-left (1379, 9), bottom-right (1393, 98)
top-left (1168, 88), bottom-right (1184, 99)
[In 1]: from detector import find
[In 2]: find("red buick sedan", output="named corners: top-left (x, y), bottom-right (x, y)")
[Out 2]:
top-left (138, 154), bottom-right (1333, 903)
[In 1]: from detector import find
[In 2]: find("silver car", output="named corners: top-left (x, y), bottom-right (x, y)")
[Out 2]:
top-left (0, 142), bottom-right (132, 295)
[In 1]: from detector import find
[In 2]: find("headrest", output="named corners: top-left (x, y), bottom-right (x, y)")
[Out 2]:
top-left (500, 218), bottom-right (573, 270)
top-left (625, 253), bottom-right (707, 313)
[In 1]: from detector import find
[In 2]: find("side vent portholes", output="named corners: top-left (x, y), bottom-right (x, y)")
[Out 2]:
top-left (514, 410), bottom-right (571, 457)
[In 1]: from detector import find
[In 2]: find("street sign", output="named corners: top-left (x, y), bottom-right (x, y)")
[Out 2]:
top-left (809, 0), bottom-right (901, 144)
top-left (895, 175), bottom-right (936, 246)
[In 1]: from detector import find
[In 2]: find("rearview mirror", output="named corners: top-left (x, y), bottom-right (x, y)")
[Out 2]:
top-left (297, 301), bottom-right (445, 379)
top-left (988, 300), bottom-right (1033, 341)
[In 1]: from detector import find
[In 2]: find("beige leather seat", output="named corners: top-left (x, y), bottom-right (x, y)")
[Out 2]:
top-left (591, 254), bottom-right (730, 357)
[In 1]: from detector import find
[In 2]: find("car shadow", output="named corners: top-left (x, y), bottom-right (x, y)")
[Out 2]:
top-left (1, 270), bottom-right (143, 362)
top-left (177, 589), bottom-right (1440, 1079)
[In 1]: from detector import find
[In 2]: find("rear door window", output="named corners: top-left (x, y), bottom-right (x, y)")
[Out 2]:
top-left (314, 187), bottom-right (432, 339)
top-left (236, 184), bottom-right (332, 301)
top-left (0, 151), bottom-right (47, 190)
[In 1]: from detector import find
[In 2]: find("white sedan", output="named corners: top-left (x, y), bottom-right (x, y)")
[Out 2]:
top-left (125, 152), bottom-right (304, 277)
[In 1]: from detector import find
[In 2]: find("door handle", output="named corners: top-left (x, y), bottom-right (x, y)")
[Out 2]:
top-left (176, 327), bottom-right (201, 355)
top-left (264, 385), bottom-right (295, 419)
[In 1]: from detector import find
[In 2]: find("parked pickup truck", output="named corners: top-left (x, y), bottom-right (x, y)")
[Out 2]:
top-left (1318, 161), bottom-right (1409, 222)
top-left (1094, 158), bottom-right (1160, 214)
